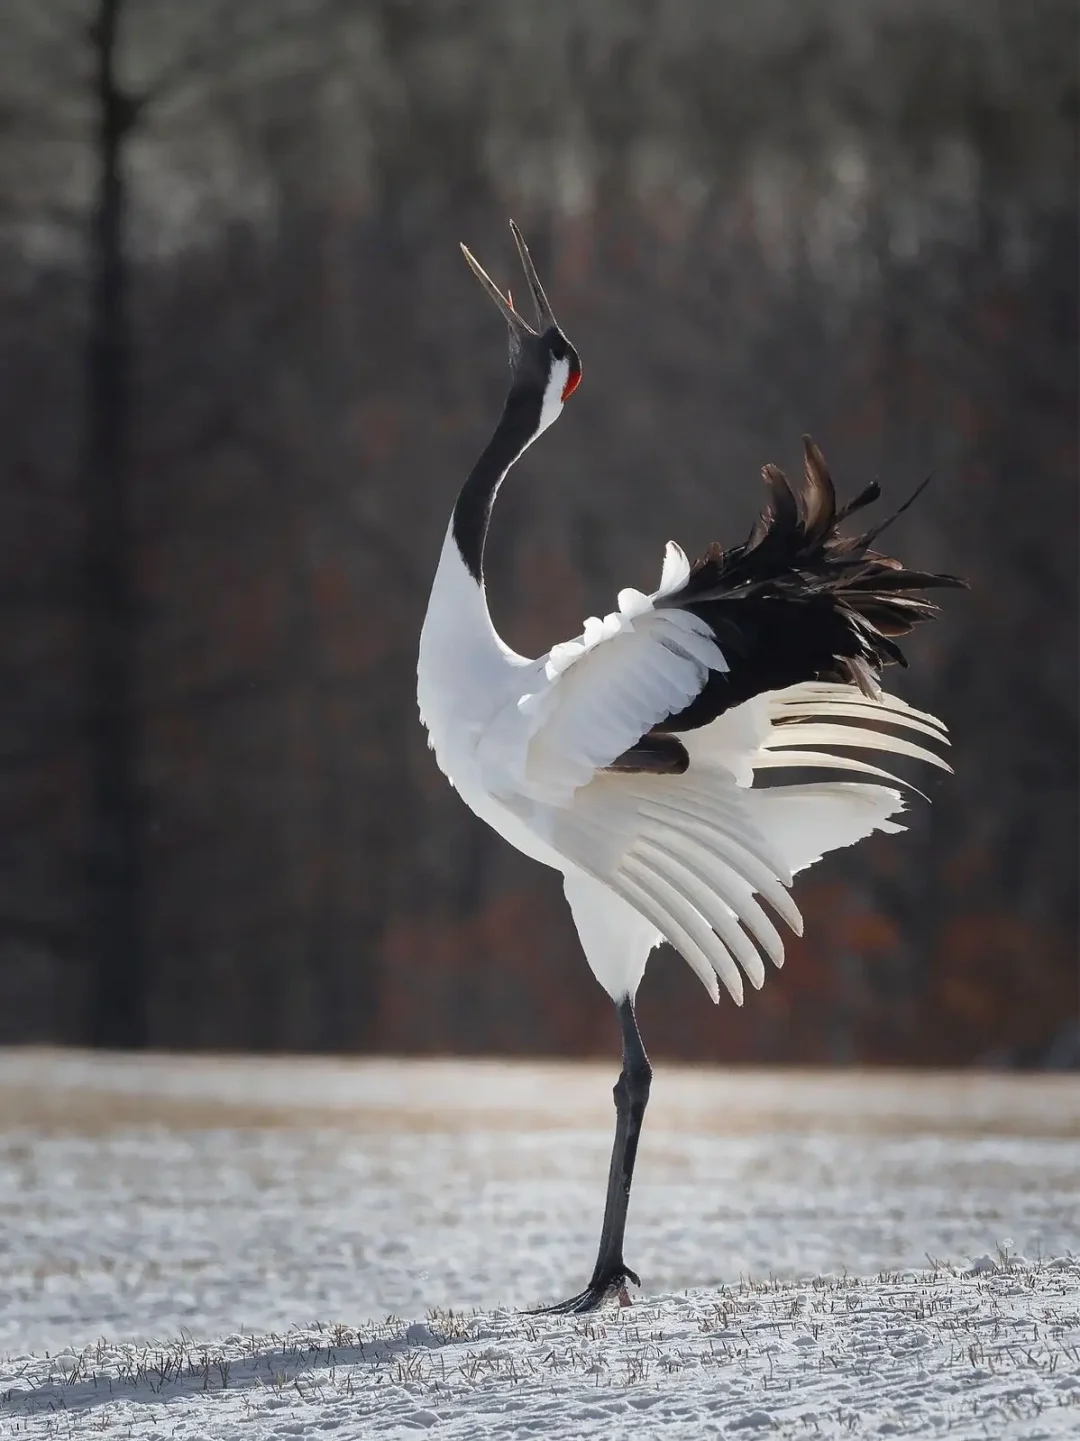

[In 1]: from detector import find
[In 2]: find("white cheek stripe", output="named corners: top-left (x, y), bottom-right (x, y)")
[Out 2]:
top-left (538, 357), bottom-right (570, 435)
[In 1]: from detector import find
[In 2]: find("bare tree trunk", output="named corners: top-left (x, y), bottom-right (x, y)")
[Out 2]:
top-left (84, 0), bottom-right (143, 1047)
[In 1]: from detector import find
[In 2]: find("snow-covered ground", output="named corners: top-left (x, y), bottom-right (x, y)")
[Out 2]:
top-left (1, 1050), bottom-right (1077, 1438)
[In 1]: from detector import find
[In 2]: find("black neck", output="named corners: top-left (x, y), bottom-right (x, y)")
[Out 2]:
top-left (452, 386), bottom-right (544, 583)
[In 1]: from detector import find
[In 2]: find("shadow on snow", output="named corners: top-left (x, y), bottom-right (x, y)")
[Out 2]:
top-left (1, 1322), bottom-right (459, 1418)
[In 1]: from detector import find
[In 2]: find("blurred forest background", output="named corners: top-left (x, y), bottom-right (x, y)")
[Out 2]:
top-left (0, 0), bottom-right (1076, 1067)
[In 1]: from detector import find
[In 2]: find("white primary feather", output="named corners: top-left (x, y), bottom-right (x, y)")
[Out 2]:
top-left (480, 543), bottom-right (725, 805)
top-left (547, 764), bottom-right (802, 1005)
top-left (546, 759), bottom-right (917, 1004)
top-left (747, 783), bottom-right (906, 875)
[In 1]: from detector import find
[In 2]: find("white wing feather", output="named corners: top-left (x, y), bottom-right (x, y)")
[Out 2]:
top-left (479, 542), bottom-right (725, 803)
top-left (550, 765), bottom-right (802, 1006)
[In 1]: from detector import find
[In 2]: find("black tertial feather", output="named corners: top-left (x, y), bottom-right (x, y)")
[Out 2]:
top-left (605, 732), bottom-right (690, 775)
top-left (835, 479), bottom-right (882, 523)
top-left (653, 435), bottom-right (966, 732)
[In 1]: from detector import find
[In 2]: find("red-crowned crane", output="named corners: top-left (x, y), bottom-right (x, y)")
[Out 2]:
top-left (417, 223), bottom-right (964, 1313)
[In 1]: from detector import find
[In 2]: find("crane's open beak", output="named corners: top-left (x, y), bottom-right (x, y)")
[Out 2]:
top-left (460, 220), bottom-right (558, 336)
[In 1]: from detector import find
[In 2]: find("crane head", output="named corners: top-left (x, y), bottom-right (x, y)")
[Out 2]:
top-left (460, 221), bottom-right (582, 426)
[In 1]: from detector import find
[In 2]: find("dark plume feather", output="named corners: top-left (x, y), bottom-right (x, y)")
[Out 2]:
top-left (799, 436), bottom-right (835, 545)
top-left (836, 479), bottom-right (882, 523)
top-left (655, 436), bottom-right (966, 731)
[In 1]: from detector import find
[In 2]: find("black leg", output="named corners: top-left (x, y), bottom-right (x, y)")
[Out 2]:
top-left (532, 998), bottom-right (652, 1314)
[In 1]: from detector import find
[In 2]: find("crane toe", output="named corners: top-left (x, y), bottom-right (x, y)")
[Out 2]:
top-left (528, 1262), bottom-right (641, 1315)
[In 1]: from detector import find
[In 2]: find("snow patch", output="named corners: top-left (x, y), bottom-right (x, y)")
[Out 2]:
top-left (3, 1264), bottom-right (1079, 1439)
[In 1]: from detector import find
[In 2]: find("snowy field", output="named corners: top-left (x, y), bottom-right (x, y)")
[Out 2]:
top-left (0, 1050), bottom-right (1077, 1439)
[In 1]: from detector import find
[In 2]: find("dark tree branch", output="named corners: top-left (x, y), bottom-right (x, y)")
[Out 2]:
top-left (133, 4), bottom-right (344, 114)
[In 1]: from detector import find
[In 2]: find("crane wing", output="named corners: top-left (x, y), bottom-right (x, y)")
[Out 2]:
top-left (546, 682), bottom-right (951, 1005)
top-left (479, 541), bottom-right (725, 804)
top-left (523, 681), bottom-right (950, 1007)
top-left (550, 761), bottom-right (805, 1006)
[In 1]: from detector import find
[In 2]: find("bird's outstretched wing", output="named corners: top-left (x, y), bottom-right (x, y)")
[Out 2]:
top-left (480, 436), bottom-right (959, 807)
top-left (478, 540), bottom-right (726, 804)
top-left (549, 683), bottom-right (951, 1005)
